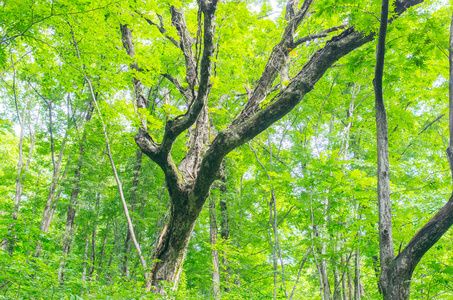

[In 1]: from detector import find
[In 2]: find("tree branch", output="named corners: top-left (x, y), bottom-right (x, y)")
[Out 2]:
top-left (232, 0), bottom-right (314, 125)
top-left (292, 25), bottom-right (346, 48)
top-left (142, 13), bottom-right (179, 48)
top-left (170, 6), bottom-right (198, 91)
top-left (162, 73), bottom-right (192, 102)
top-left (135, 1), bottom-right (219, 172)
top-left (192, 0), bottom-right (424, 208)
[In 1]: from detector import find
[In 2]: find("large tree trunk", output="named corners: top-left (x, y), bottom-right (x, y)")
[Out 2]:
top-left (149, 196), bottom-right (201, 293)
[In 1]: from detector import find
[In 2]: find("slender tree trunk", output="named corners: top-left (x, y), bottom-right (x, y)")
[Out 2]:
top-left (271, 190), bottom-right (289, 299)
top-left (106, 217), bottom-right (120, 285)
top-left (122, 150), bottom-right (143, 277)
top-left (354, 248), bottom-right (361, 300)
top-left (88, 223), bottom-right (97, 280)
top-left (371, 1), bottom-right (453, 298)
top-left (58, 104), bottom-right (93, 282)
top-left (289, 247), bottom-right (311, 300)
top-left (34, 127), bottom-right (69, 257)
top-left (96, 220), bottom-right (110, 281)
top-left (88, 195), bottom-right (100, 280)
top-left (341, 254), bottom-right (348, 300)
top-left (219, 187), bottom-right (231, 292)
top-left (313, 243), bottom-right (326, 300)
top-left (448, 12), bottom-right (453, 177)
top-left (373, 0), bottom-right (397, 297)
top-left (82, 235), bottom-right (89, 281)
top-left (348, 270), bottom-right (353, 300)
top-left (4, 97), bottom-right (29, 254)
top-left (319, 242), bottom-right (332, 300)
top-left (44, 161), bottom-right (70, 232)
top-left (332, 257), bottom-right (341, 300)
top-left (209, 196), bottom-right (221, 300)
top-left (71, 21), bottom-right (151, 285)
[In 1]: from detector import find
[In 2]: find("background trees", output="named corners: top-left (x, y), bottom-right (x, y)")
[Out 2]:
top-left (0, 0), bottom-right (452, 299)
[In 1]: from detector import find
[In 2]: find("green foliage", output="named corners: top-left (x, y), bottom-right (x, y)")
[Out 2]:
top-left (0, 0), bottom-right (452, 299)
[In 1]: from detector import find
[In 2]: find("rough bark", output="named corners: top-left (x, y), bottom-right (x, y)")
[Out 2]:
top-left (149, 195), bottom-right (200, 292)
top-left (374, 2), bottom-right (395, 296)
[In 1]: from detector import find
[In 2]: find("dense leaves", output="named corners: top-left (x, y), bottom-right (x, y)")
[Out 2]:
top-left (0, 0), bottom-right (452, 299)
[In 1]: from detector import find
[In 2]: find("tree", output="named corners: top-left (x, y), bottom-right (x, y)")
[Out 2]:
top-left (129, 0), bottom-right (429, 294)
top-left (1, 0), bottom-right (452, 298)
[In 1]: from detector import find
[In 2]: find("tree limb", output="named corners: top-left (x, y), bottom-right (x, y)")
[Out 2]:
top-left (192, 0), bottom-right (424, 208)
top-left (162, 73), bottom-right (192, 102)
top-left (232, 0), bottom-right (314, 125)
top-left (170, 6), bottom-right (198, 91)
top-left (136, 1), bottom-right (219, 181)
top-left (292, 25), bottom-right (346, 48)
top-left (142, 13), bottom-right (179, 48)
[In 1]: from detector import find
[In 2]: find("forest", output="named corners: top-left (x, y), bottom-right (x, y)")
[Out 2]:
top-left (1, 0), bottom-right (453, 299)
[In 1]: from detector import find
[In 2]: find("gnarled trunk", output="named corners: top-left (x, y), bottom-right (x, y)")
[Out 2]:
top-left (150, 195), bottom-right (202, 293)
